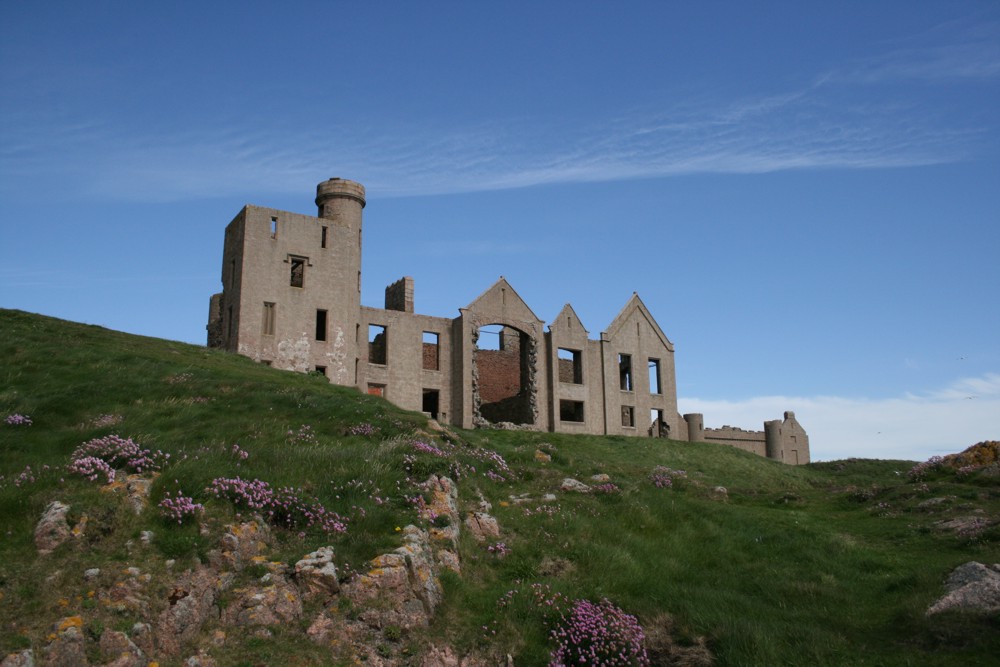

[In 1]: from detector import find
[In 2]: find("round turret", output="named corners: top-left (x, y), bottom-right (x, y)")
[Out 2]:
top-left (316, 178), bottom-right (366, 218)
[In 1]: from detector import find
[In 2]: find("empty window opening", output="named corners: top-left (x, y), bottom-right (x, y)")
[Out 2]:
top-left (270, 216), bottom-right (277, 238)
top-left (321, 226), bottom-right (328, 248)
top-left (650, 409), bottom-right (670, 438)
top-left (559, 400), bottom-right (585, 423)
top-left (422, 389), bottom-right (440, 420)
top-left (262, 302), bottom-right (276, 335)
top-left (368, 324), bottom-right (387, 365)
top-left (227, 305), bottom-right (233, 340)
top-left (474, 324), bottom-right (534, 426)
top-left (618, 354), bottom-right (633, 391)
top-left (367, 383), bottom-right (385, 397)
top-left (648, 359), bottom-right (662, 394)
top-left (318, 204), bottom-right (325, 217)
top-left (315, 309), bottom-right (327, 341)
top-left (423, 331), bottom-right (440, 370)
top-left (621, 405), bottom-right (636, 428)
top-left (229, 259), bottom-right (236, 287)
top-left (558, 348), bottom-right (583, 384)
top-left (314, 366), bottom-right (327, 377)
top-left (476, 324), bottom-right (503, 351)
top-left (290, 256), bottom-right (306, 288)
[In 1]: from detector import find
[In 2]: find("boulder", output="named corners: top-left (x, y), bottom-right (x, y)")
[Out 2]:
top-left (155, 567), bottom-right (220, 656)
top-left (294, 546), bottom-right (340, 598)
top-left (560, 478), bottom-right (591, 493)
top-left (0, 650), bottom-right (34, 667)
top-left (210, 519), bottom-right (272, 572)
top-left (221, 573), bottom-right (302, 627)
top-left (927, 561), bottom-right (1000, 615)
top-left (34, 502), bottom-right (71, 555)
top-left (41, 617), bottom-right (87, 667)
top-left (464, 512), bottom-right (500, 542)
top-left (98, 629), bottom-right (144, 667)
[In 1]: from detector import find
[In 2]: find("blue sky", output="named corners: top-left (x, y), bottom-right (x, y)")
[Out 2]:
top-left (2, 2), bottom-right (997, 461)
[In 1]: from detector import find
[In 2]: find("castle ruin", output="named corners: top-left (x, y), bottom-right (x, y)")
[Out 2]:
top-left (207, 178), bottom-right (809, 464)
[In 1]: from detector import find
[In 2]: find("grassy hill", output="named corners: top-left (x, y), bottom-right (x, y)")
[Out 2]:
top-left (1, 308), bottom-right (997, 666)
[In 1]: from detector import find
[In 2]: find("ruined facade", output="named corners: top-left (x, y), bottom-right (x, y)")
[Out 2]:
top-left (207, 178), bottom-right (809, 464)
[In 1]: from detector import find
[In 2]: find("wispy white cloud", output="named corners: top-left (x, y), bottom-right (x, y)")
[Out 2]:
top-left (679, 374), bottom-right (1000, 463)
top-left (1, 21), bottom-right (995, 203)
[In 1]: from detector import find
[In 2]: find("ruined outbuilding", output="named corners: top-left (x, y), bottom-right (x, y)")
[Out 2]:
top-left (207, 178), bottom-right (809, 464)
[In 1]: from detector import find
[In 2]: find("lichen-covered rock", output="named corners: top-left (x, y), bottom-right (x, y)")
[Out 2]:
top-left (590, 473), bottom-right (611, 483)
top-left (155, 567), bottom-right (220, 656)
top-left (41, 617), bottom-right (87, 667)
top-left (34, 502), bottom-right (71, 555)
top-left (464, 512), bottom-right (500, 542)
top-left (0, 650), bottom-right (34, 667)
top-left (424, 476), bottom-right (460, 547)
top-left (927, 561), bottom-right (1000, 615)
top-left (560, 478), bottom-right (591, 493)
top-left (98, 629), bottom-right (144, 667)
top-left (221, 573), bottom-right (302, 627)
top-left (294, 546), bottom-right (340, 598)
top-left (209, 519), bottom-right (272, 572)
top-left (342, 525), bottom-right (442, 630)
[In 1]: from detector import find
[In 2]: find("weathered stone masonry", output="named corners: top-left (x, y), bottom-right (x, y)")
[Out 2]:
top-left (207, 178), bottom-right (810, 464)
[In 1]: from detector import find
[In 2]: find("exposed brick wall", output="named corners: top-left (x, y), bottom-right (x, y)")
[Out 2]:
top-left (558, 358), bottom-right (575, 384)
top-left (476, 349), bottom-right (521, 404)
top-left (422, 342), bottom-right (439, 370)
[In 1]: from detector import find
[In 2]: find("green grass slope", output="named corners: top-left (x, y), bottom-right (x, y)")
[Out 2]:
top-left (1, 308), bottom-right (998, 666)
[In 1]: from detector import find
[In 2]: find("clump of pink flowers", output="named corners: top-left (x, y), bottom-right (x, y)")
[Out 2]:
top-left (411, 440), bottom-right (447, 457)
top-left (67, 456), bottom-right (116, 484)
top-left (4, 414), bottom-right (33, 426)
top-left (593, 483), bottom-right (621, 494)
top-left (68, 434), bottom-right (167, 477)
top-left (287, 424), bottom-right (318, 445)
top-left (347, 422), bottom-right (379, 436)
top-left (486, 541), bottom-right (511, 558)
top-left (650, 466), bottom-right (685, 489)
top-left (907, 456), bottom-right (943, 481)
top-left (207, 476), bottom-right (347, 534)
top-left (549, 598), bottom-right (649, 667)
top-left (159, 491), bottom-right (204, 524)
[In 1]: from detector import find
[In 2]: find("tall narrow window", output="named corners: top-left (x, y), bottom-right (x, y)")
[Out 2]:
top-left (290, 257), bottom-right (305, 288)
top-left (621, 405), bottom-right (635, 428)
top-left (321, 226), bottom-right (328, 248)
top-left (270, 216), bottom-right (277, 239)
top-left (229, 259), bottom-right (236, 287)
top-left (368, 324), bottom-right (387, 365)
top-left (315, 309), bottom-right (327, 341)
top-left (227, 306), bottom-right (233, 340)
top-left (558, 348), bottom-right (583, 384)
top-left (618, 354), bottom-right (633, 391)
top-left (262, 302), bottom-right (276, 335)
top-left (648, 359), bottom-right (662, 394)
top-left (423, 332), bottom-right (440, 370)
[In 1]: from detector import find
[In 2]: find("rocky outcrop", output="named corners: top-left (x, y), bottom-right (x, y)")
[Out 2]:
top-left (98, 629), bottom-right (145, 667)
top-left (208, 519), bottom-right (272, 572)
top-left (927, 561), bottom-right (1000, 615)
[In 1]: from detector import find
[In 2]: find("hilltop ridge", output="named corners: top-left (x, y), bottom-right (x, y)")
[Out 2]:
top-left (1, 309), bottom-right (998, 666)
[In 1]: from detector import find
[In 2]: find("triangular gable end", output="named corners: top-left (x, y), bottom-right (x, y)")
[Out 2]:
top-left (464, 277), bottom-right (544, 325)
top-left (603, 293), bottom-right (674, 351)
top-left (548, 303), bottom-right (589, 336)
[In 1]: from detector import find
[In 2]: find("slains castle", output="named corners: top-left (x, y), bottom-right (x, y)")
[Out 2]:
top-left (207, 178), bottom-right (809, 464)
